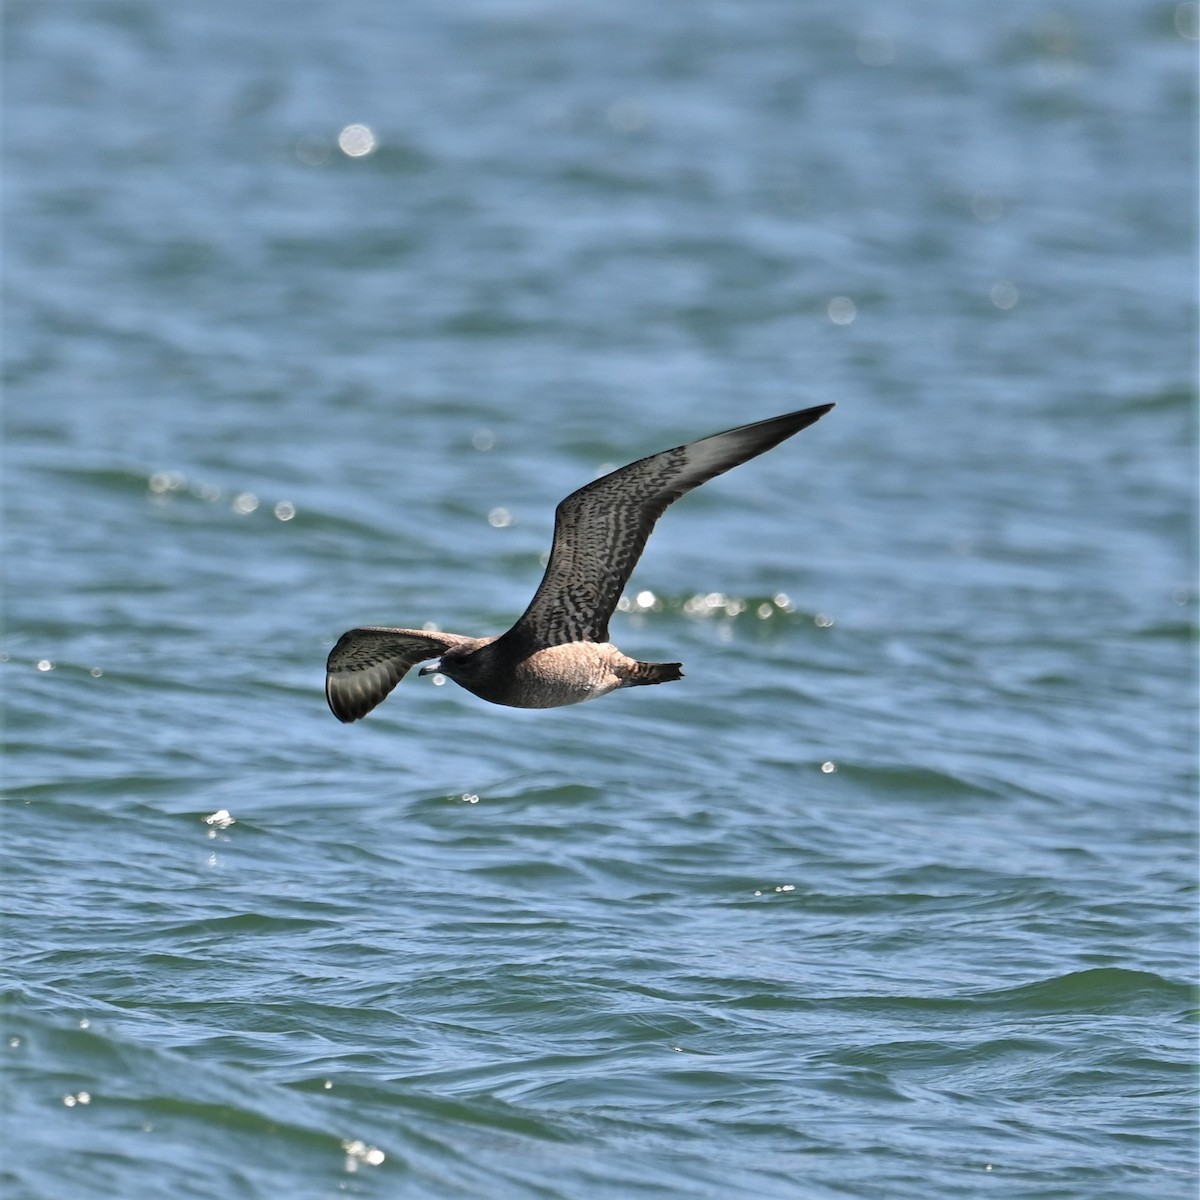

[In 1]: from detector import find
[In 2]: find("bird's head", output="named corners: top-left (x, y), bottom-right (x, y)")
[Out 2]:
top-left (419, 640), bottom-right (494, 687)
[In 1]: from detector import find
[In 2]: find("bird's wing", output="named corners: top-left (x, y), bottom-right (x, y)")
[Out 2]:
top-left (325, 627), bottom-right (470, 723)
top-left (501, 404), bottom-right (834, 649)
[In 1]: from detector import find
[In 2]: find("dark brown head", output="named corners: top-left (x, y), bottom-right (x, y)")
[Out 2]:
top-left (418, 638), bottom-right (498, 694)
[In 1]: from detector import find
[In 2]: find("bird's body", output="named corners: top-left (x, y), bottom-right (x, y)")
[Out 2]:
top-left (443, 638), bottom-right (676, 709)
top-left (326, 404), bottom-right (833, 722)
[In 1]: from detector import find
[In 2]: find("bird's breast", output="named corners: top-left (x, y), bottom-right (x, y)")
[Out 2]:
top-left (465, 642), bottom-right (627, 709)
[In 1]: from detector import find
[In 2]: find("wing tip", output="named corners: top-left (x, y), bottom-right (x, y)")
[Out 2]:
top-left (324, 626), bottom-right (453, 723)
top-left (325, 675), bottom-right (366, 723)
top-left (788, 402), bottom-right (835, 429)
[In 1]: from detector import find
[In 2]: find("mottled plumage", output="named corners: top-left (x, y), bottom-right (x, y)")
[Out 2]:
top-left (326, 404), bottom-right (833, 721)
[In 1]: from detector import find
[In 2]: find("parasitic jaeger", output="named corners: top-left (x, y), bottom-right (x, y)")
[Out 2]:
top-left (326, 404), bottom-right (833, 721)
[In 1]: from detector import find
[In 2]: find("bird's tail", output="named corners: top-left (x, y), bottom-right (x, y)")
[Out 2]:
top-left (621, 660), bottom-right (684, 688)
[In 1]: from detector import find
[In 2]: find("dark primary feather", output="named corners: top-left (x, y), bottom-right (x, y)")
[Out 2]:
top-left (325, 627), bottom-right (468, 722)
top-left (501, 404), bottom-right (834, 649)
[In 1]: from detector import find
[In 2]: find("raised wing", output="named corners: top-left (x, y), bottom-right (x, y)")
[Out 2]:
top-left (501, 404), bottom-right (834, 649)
top-left (325, 627), bottom-right (470, 722)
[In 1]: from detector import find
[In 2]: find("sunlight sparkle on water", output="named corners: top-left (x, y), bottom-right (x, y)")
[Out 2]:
top-left (990, 281), bottom-right (1019, 310)
top-left (337, 124), bottom-right (377, 157)
top-left (148, 471), bottom-right (186, 495)
top-left (342, 1140), bottom-right (385, 1171)
top-left (192, 481), bottom-right (223, 503)
top-left (827, 296), bottom-right (857, 325)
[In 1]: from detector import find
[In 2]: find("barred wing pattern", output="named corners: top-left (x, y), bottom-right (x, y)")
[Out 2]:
top-left (325, 627), bottom-right (470, 723)
top-left (503, 404), bottom-right (834, 649)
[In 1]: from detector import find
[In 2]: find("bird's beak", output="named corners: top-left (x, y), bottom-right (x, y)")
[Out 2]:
top-left (418, 661), bottom-right (442, 676)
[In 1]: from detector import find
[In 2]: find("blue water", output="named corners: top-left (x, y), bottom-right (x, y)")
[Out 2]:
top-left (3, 2), bottom-right (1197, 1197)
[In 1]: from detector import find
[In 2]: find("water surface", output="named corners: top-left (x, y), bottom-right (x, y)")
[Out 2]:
top-left (3, 3), bottom-right (1197, 1198)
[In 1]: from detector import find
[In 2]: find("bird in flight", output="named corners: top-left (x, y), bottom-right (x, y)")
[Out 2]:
top-left (326, 404), bottom-right (833, 721)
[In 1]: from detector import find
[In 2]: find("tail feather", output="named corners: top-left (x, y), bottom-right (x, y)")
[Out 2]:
top-left (622, 660), bottom-right (684, 688)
